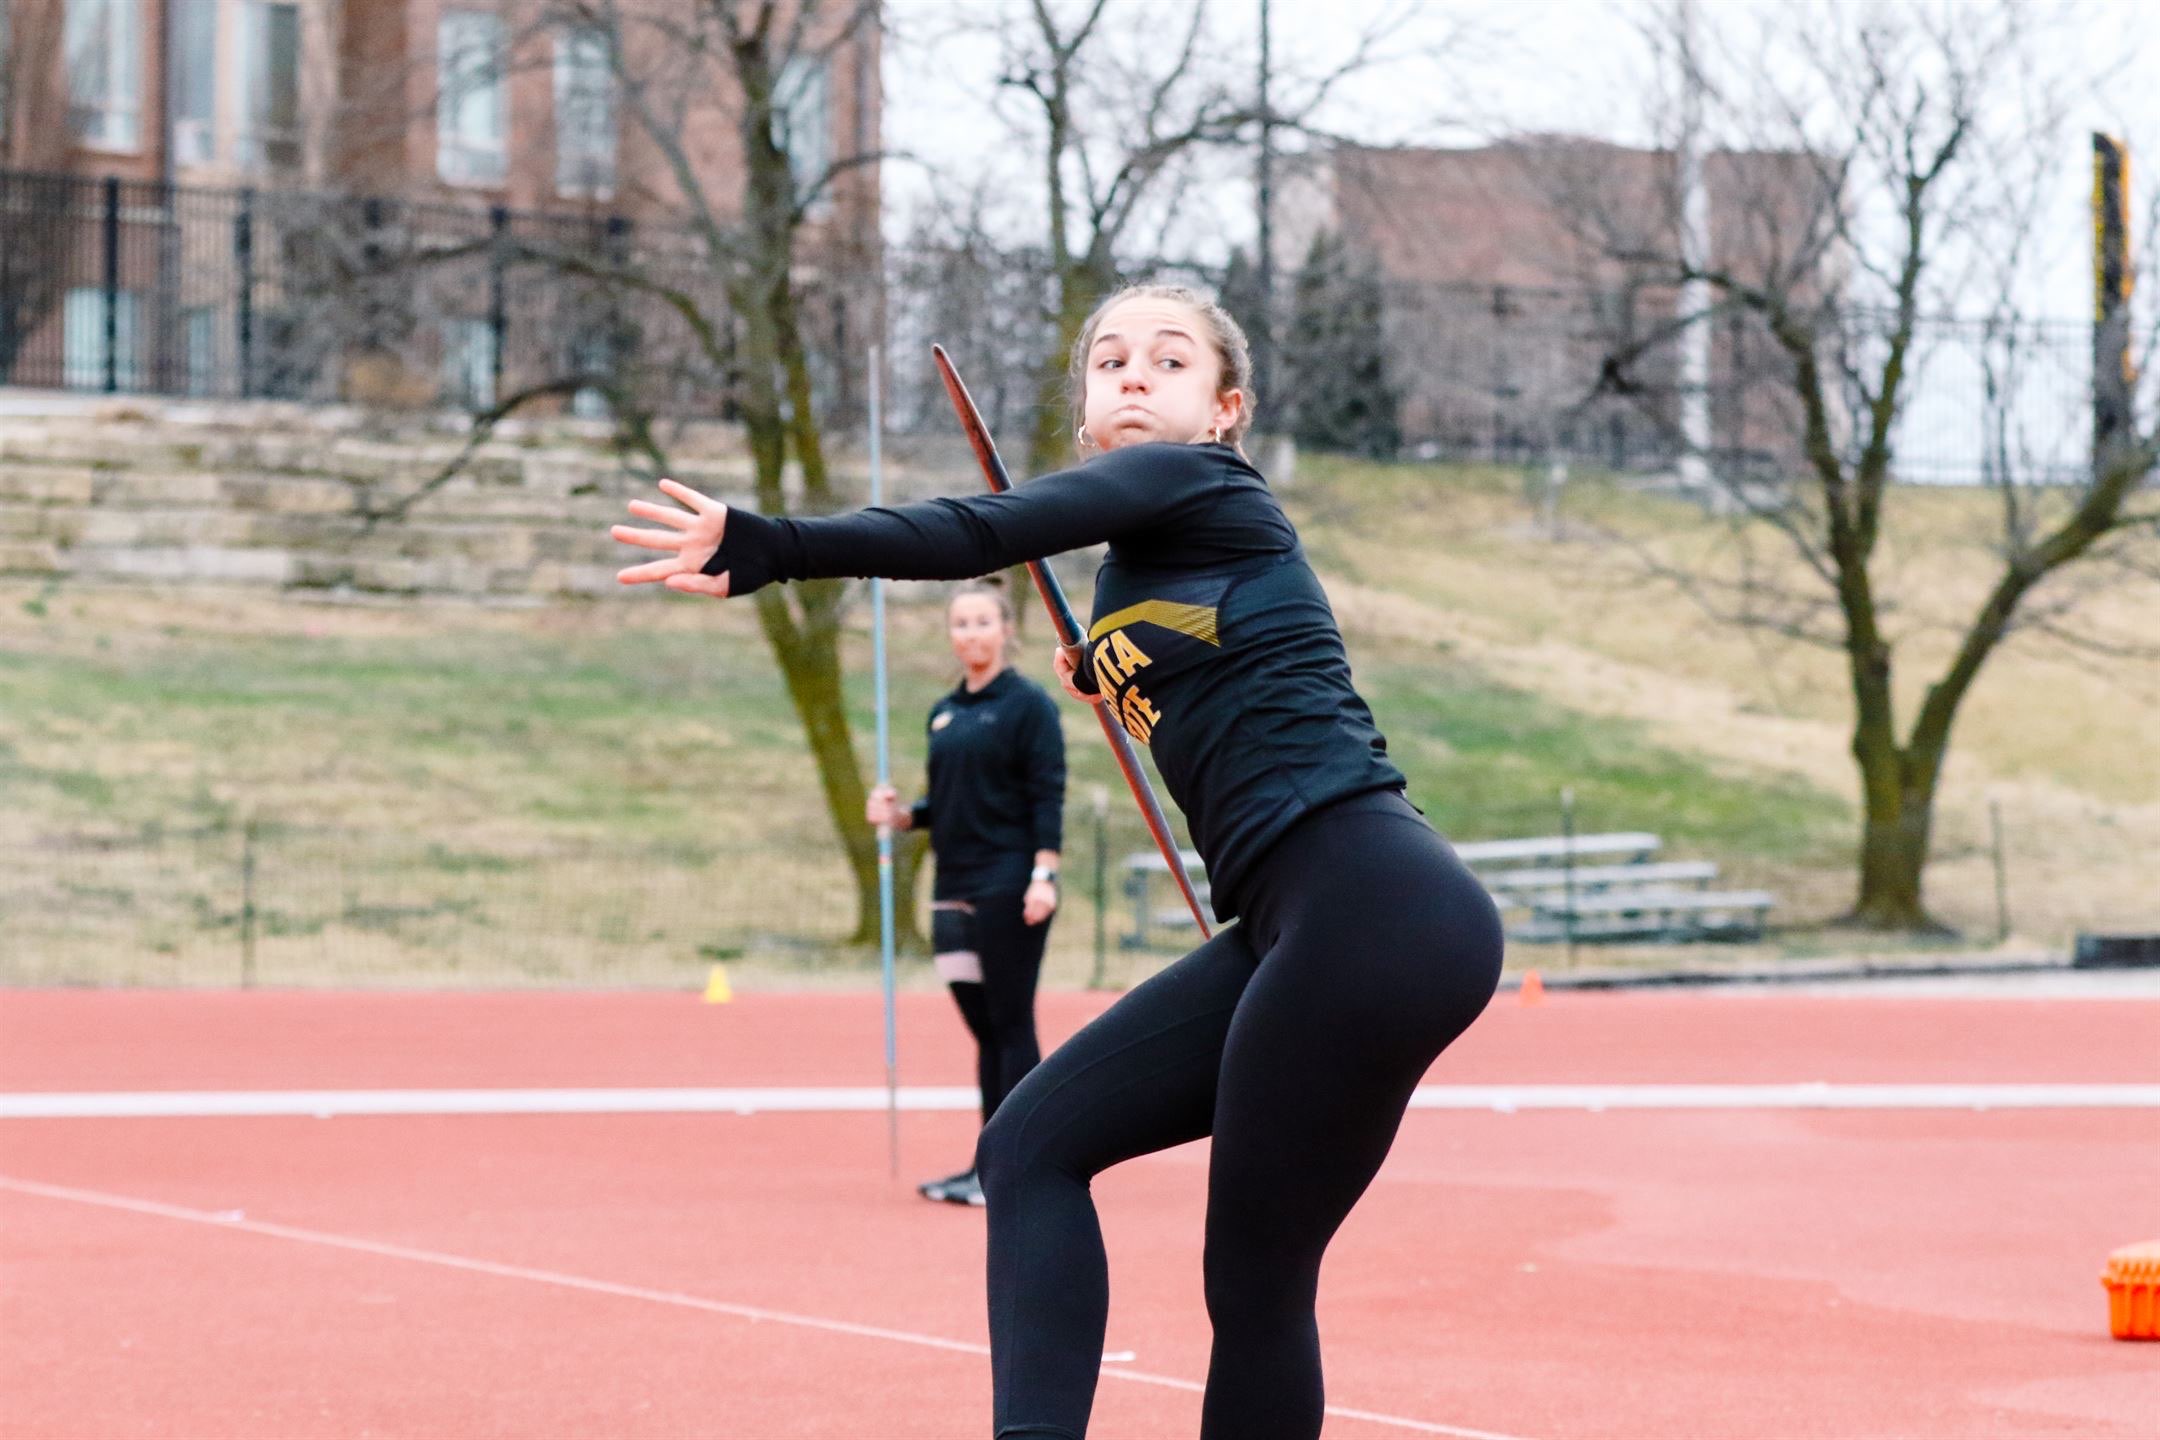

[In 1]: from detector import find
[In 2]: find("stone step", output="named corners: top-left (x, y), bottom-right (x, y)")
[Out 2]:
top-left (0, 396), bottom-right (945, 600)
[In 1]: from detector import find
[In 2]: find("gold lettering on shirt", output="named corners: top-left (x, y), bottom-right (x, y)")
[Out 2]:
top-left (1090, 630), bottom-right (1155, 693)
top-left (1118, 687), bottom-right (1162, 743)
top-left (1088, 629), bottom-right (1163, 743)
top-left (1107, 630), bottom-right (1152, 680)
top-left (1091, 642), bottom-right (1120, 696)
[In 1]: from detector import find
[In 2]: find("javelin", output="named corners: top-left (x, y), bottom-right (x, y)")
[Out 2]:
top-left (870, 345), bottom-right (900, 1179)
top-left (930, 345), bottom-right (1211, 939)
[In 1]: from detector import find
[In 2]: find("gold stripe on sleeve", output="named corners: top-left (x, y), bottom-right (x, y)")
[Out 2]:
top-left (1087, 600), bottom-right (1220, 646)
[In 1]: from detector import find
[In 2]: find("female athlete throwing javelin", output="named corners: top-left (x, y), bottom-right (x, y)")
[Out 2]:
top-left (611, 285), bottom-right (1503, 1439)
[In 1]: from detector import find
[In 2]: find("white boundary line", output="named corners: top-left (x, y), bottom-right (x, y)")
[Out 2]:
top-left (0, 1174), bottom-right (1528, 1440)
top-left (3, 1082), bottom-right (2157, 1119)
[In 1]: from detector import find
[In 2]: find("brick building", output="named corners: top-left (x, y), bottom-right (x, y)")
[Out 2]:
top-left (1278, 138), bottom-right (1836, 471)
top-left (0, 0), bottom-right (881, 405)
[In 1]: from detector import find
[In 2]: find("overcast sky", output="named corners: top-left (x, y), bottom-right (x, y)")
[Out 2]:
top-left (882, 0), bottom-right (2157, 323)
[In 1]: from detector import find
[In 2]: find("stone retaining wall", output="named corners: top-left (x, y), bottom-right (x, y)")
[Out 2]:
top-left (0, 396), bottom-right (958, 602)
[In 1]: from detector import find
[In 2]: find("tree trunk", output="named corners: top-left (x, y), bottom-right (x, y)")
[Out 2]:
top-left (1846, 718), bottom-right (1952, 932)
top-left (1850, 768), bottom-right (1942, 930)
top-left (752, 585), bottom-right (927, 948)
top-left (1835, 584), bottom-right (1951, 931)
top-left (0, 178), bottom-right (69, 384)
top-left (1027, 258), bottom-right (1114, 480)
top-left (1012, 257), bottom-right (1116, 627)
top-left (723, 89), bottom-right (927, 952)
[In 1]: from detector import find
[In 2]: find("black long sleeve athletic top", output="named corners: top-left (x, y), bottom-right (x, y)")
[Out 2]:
top-left (907, 667), bottom-right (1066, 901)
top-left (703, 441), bottom-right (1406, 920)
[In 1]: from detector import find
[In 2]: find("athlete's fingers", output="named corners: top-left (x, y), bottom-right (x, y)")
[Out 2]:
top-left (1051, 649), bottom-right (1100, 705)
top-left (656, 477), bottom-right (724, 515)
top-left (626, 498), bottom-right (700, 529)
top-left (611, 523), bottom-right (690, 551)
top-left (1053, 642), bottom-right (1104, 705)
top-left (664, 570), bottom-right (732, 598)
top-left (616, 555), bottom-right (685, 584)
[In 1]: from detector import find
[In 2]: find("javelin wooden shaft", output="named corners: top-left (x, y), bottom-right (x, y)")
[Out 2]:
top-left (931, 346), bottom-right (1212, 939)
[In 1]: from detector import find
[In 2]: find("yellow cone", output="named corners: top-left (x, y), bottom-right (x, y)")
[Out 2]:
top-left (703, 964), bottom-right (732, 1004)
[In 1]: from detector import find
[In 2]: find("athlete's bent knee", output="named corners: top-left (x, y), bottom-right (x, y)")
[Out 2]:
top-left (974, 1097), bottom-right (1026, 1202)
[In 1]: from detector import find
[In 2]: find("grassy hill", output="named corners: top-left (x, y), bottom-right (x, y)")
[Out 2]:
top-left (2, 454), bottom-right (2152, 987)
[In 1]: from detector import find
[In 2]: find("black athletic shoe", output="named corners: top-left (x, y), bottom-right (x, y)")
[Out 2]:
top-left (944, 1171), bottom-right (985, 1208)
top-left (916, 1168), bottom-right (974, 1203)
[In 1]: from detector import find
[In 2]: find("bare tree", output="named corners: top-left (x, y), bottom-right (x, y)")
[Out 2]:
top-left (1548, 1), bottom-right (2157, 931)
top-left (0, 0), bottom-right (72, 383)
top-left (979, 0), bottom-right (1239, 475)
top-left (956, 0), bottom-right (1430, 479)
top-left (366, 0), bottom-right (922, 947)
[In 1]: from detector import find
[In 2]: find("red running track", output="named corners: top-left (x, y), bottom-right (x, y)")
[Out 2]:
top-left (3, 986), bottom-right (2155, 1438)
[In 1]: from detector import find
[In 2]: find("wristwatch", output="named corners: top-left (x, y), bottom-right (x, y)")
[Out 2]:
top-left (1030, 866), bottom-right (1059, 886)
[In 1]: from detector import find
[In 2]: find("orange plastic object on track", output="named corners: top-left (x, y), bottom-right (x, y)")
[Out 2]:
top-left (2101, 1240), bottom-right (2160, 1339)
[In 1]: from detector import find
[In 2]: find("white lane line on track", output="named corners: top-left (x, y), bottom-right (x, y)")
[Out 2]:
top-left (4, 1082), bottom-right (2157, 1119)
top-left (0, 1174), bottom-right (1530, 1440)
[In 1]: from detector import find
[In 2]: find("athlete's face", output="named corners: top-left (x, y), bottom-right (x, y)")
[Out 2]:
top-left (947, 592), bottom-right (1010, 674)
top-left (1081, 298), bottom-right (1243, 453)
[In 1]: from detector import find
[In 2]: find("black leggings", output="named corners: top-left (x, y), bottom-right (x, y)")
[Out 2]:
top-left (974, 790), bottom-right (1503, 1439)
top-left (950, 889), bottom-right (1050, 1128)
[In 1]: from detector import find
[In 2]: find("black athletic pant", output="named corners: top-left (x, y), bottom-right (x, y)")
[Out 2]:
top-left (974, 789), bottom-right (1504, 1439)
top-left (949, 889), bottom-right (1051, 1128)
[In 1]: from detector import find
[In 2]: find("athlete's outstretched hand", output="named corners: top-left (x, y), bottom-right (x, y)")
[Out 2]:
top-left (612, 478), bottom-right (732, 596)
top-left (1051, 643), bottom-right (1101, 706)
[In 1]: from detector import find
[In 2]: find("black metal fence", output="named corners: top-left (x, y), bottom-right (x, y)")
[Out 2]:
top-left (0, 167), bottom-right (2115, 485)
top-left (1359, 281), bottom-right (2104, 486)
top-left (0, 799), bottom-right (1203, 989)
top-left (0, 169), bottom-right (786, 416)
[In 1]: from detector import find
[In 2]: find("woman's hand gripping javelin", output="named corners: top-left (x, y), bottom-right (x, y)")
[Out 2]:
top-left (1050, 643), bottom-right (1100, 707)
top-left (611, 478), bottom-right (733, 596)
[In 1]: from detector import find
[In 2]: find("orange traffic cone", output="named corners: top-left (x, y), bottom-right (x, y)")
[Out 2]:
top-left (2103, 1241), bottom-right (2160, 1339)
top-left (1519, 969), bottom-right (1545, 1006)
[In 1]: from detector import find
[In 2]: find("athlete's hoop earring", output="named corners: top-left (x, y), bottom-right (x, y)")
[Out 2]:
top-left (1076, 425), bottom-right (1094, 450)
top-left (1209, 425), bottom-right (1222, 445)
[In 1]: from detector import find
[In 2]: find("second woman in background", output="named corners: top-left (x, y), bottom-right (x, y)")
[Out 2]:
top-left (868, 576), bottom-right (1066, 1207)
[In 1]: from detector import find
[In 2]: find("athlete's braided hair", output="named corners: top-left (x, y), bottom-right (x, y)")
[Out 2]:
top-left (1068, 284), bottom-right (1256, 455)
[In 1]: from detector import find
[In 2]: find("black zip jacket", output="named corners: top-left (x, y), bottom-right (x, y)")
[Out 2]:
top-left (703, 441), bottom-right (1405, 919)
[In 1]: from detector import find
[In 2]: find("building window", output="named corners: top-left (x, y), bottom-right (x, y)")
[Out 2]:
top-left (442, 317), bottom-right (497, 409)
top-left (437, 10), bottom-right (507, 187)
top-left (66, 0), bottom-right (142, 150)
top-left (64, 288), bottom-right (141, 391)
top-left (237, 1), bottom-right (302, 172)
top-left (553, 26), bottom-right (616, 198)
top-left (169, 0), bottom-right (218, 166)
top-left (773, 55), bottom-right (830, 212)
top-left (183, 307), bottom-right (221, 396)
top-left (567, 329), bottom-right (614, 418)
